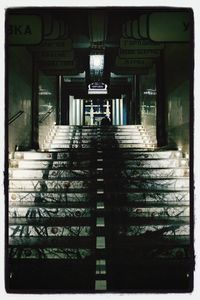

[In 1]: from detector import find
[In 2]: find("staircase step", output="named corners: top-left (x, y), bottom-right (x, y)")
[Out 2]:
top-left (9, 192), bottom-right (92, 203)
top-left (111, 216), bottom-right (189, 226)
top-left (9, 217), bottom-right (94, 226)
top-left (48, 141), bottom-right (148, 150)
top-left (13, 150), bottom-right (183, 160)
top-left (17, 160), bottom-right (96, 169)
top-left (123, 224), bottom-right (189, 236)
top-left (9, 169), bottom-right (96, 179)
top-left (110, 202), bottom-right (189, 208)
top-left (9, 191), bottom-right (189, 205)
top-left (54, 133), bottom-right (144, 138)
top-left (14, 151), bottom-right (96, 160)
top-left (55, 125), bottom-right (143, 131)
top-left (9, 179), bottom-right (96, 191)
top-left (9, 207), bottom-right (92, 218)
top-left (106, 245), bottom-right (190, 260)
top-left (9, 205), bottom-right (189, 219)
top-left (106, 168), bottom-right (188, 177)
top-left (9, 225), bottom-right (92, 237)
top-left (120, 206), bottom-right (189, 217)
top-left (11, 158), bottom-right (188, 169)
top-left (51, 138), bottom-right (145, 143)
top-left (106, 235), bottom-right (190, 247)
top-left (9, 202), bottom-right (93, 208)
top-left (9, 167), bottom-right (189, 179)
top-left (104, 178), bottom-right (189, 190)
top-left (102, 150), bottom-right (181, 159)
top-left (113, 159), bottom-right (186, 168)
top-left (9, 236), bottom-right (94, 248)
top-left (9, 247), bottom-right (92, 259)
top-left (9, 177), bottom-right (189, 191)
top-left (125, 191), bottom-right (189, 202)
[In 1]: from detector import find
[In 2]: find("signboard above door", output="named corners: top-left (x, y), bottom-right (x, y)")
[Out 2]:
top-left (88, 82), bottom-right (108, 94)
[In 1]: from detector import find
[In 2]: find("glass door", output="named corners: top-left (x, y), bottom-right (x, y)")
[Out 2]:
top-left (84, 99), bottom-right (111, 125)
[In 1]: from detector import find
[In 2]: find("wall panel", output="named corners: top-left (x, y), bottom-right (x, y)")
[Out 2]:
top-left (8, 47), bottom-right (32, 152)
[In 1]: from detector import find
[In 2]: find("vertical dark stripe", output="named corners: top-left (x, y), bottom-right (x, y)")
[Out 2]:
top-left (31, 54), bottom-right (39, 149)
top-left (189, 8), bottom-right (194, 286)
top-left (56, 75), bottom-right (60, 124)
top-left (66, 93), bottom-right (70, 125)
top-left (131, 75), bottom-right (136, 125)
top-left (4, 9), bottom-right (9, 291)
top-left (135, 75), bottom-right (141, 124)
top-left (61, 86), bottom-right (69, 125)
top-left (156, 51), bottom-right (167, 147)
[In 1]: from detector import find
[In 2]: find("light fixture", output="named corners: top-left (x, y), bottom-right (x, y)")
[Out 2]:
top-left (88, 82), bottom-right (107, 94)
top-left (178, 146), bottom-right (182, 152)
top-left (185, 153), bottom-right (189, 159)
top-left (90, 55), bottom-right (104, 71)
top-left (39, 86), bottom-right (52, 96)
top-left (175, 151), bottom-right (182, 158)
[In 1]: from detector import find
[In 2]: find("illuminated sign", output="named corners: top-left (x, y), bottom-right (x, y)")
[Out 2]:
top-left (88, 82), bottom-right (107, 94)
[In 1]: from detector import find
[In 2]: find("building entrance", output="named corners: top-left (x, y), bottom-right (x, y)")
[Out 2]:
top-left (84, 99), bottom-right (111, 125)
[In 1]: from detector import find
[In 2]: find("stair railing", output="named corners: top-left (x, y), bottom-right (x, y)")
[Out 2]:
top-left (39, 107), bottom-right (55, 123)
top-left (8, 110), bottom-right (24, 125)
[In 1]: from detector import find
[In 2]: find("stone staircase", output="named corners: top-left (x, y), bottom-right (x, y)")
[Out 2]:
top-left (8, 125), bottom-right (191, 292)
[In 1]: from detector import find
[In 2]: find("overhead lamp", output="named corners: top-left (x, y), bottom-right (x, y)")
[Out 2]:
top-left (90, 55), bottom-right (104, 71)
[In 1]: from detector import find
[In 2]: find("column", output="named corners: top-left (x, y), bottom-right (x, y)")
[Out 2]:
top-left (90, 103), bottom-right (94, 125)
top-left (115, 99), bottom-right (120, 125)
top-left (135, 75), bottom-right (141, 124)
top-left (120, 98), bottom-right (123, 125)
top-left (156, 51), bottom-right (167, 146)
top-left (76, 99), bottom-right (81, 125)
top-left (80, 99), bottom-right (84, 125)
top-left (58, 75), bottom-right (62, 125)
top-left (112, 99), bottom-right (115, 125)
top-left (69, 95), bottom-right (74, 125)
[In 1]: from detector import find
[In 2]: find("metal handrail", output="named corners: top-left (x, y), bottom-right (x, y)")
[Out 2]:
top-left (39, 107), bottom-right (55, 123)
top-left (8, 110), bottom-right (24, 125)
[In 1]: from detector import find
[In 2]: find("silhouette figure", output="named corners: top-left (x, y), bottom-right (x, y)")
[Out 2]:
top-left (101, 116), bottom-right (111, 126)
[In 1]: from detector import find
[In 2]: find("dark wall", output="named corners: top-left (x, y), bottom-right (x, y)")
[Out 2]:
top-left (38, 73), bottom-right (57, 148)
top-left (8, 47), bottom-right (32, 152)
top-left (164, 43), bottom-right (190, 153)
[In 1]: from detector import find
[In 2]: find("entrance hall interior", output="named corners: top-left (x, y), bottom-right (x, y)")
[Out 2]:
top-left (6, 7), bottom-right (194, 292)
